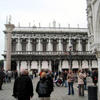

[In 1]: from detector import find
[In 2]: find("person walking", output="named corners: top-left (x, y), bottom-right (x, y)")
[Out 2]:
top-left (0, 68), bottom-right (5, 90)
top-left (14, 70), bottom-right (18, 80)
top-left (12, 69), bottom-right (34, 100)
top-left (67, 70), bottom-right (74, 95)
top-left (29, 70), bottom-right (33, 80)
top-left (7, 70), bottom-right (12, 83)
top-left (36, 72), bottom-right (53, 100)
top-left (78, 70), bottom-right (86, 96)
top-left (62, 70), bottom-right (68, 87)
top-left (92, 70), bottom-right (98, 86)
top-left (84, 72), bottom-right (87, 90)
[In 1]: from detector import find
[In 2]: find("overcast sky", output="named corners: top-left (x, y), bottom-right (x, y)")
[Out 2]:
top-left (0, 0), bottom-right (87, 59)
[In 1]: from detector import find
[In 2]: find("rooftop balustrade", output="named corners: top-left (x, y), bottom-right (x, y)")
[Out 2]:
top-left (7, 51), bottom-right (93, 56)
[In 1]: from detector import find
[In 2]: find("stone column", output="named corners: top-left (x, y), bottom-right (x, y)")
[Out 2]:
top-left (17, 38), bottom-right (21, 51)
top-left (78, 61), bottom-right (81, 70)
top-left (4, 34), bottom-right (7, 52)
top-left (38, 61), bottom-right (41, 73)
top-left (68, 38), bottom-right (72, 51)
top-left (4, 60), bottom-right (6, 70)
top-left (88, 60), bottom-right (92, 71)
top-left (5, 23), bottom-right (15, 71)
top-left (47, 39), bottom-right (52, 51)
top-left (58, 39), bottom-right (62, 51)
top-left (78, 39), bottom-right (82, 51)
top-left (27, 38), bottom-right (32, 51)
top-left (59, 60), bottom-right (62, 72)
top-left (48, 61), bottom-right (52, 71)
top-left (27, 61), bottom-right (30, 71)
top-left (17, 61), bottom-right (20, 72)
top-left (87, 40), bottom-right (90, 51)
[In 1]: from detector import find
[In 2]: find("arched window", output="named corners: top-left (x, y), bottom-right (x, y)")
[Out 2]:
top-left (53, 39), bottom-right (57, 52)
top-left (32, 39), bottom-right (36, 51)
top-left (42, 39), bottom-right (47, 52)
top-left (72, 39), bottom-right (77, 51)
top-left (12, 39), bottom-right (16, 52)
top-left (22, 39), bottom-right (27, 51)
top-left (82, 40), bottom-right (86, 51)
top-left (62, 39), bottom-right (67, 51)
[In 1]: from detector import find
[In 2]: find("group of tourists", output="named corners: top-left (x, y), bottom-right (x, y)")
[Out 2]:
top-left (0, 67), bottom-right (98, 100)
top-left (0, 68), bottom-right (18, 90)
top-left (12, 69), bottom-right (54, 100)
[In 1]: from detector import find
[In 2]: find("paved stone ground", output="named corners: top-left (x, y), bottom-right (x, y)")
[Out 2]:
top-left (0, 77), bottom-right (93, 100)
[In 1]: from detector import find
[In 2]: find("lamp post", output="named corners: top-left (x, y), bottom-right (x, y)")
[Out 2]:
top-left (69, 46), bottom-right (72, 70)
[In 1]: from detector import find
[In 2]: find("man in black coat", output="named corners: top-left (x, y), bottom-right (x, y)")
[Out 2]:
top-left (12, 69), bottom-right (34, 100)
top-left (92, 70), bottom-right (98, 86)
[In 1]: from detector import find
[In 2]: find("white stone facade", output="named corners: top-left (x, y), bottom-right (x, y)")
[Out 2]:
top-left (87, 0), bottom-right (100, 51)
top-left (3, 26), bottom-right (97, 72)
top-left (86, 0), bottom-right (100, 95)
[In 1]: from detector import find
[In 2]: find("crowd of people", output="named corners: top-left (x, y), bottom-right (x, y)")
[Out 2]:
top-left (0, 67), bottom-right (98, 100)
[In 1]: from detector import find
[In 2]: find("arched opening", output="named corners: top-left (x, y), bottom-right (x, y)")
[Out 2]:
top-left (51, 60), bottom-right (59, 72)
top-left (11, 61), bottom-right (17, 71)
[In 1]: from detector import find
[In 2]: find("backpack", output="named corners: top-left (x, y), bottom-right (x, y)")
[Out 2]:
top-left (38, 80), bottom-right (48, 95)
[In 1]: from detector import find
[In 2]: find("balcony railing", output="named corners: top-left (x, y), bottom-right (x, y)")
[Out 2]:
top-left (5, 51), bottom-right (93, 56)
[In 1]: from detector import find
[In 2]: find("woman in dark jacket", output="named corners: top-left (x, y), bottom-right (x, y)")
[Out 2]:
top-left (36, 72), bottom-right (53, 100)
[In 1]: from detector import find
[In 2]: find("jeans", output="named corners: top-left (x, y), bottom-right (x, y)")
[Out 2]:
top-left (68, 82), bottom-right (74, 95)
top-left (65, 80), bottom-right (68, 87)
top-left (62, 80), bottom-right (68, 87)
top-left (84, 80), bottom-right (87, 90)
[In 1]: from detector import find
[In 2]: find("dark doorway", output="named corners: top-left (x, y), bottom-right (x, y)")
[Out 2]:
top-left (51, 60), bottom-right (59, 72)
top-left (11, 61), bottom-right (17, 71)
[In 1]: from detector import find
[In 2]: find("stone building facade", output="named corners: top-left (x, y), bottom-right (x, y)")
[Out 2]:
top-left (86, 0), bottom-right (100, 95)
top-left (86, 0), bottom-right (100, 51)
top-left (3, 25), bottom-right (97, 73)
